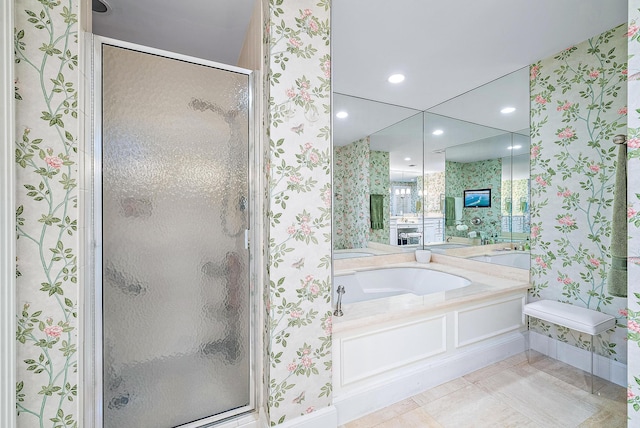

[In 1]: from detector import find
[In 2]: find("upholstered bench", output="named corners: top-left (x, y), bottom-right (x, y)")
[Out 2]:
top-left (523, 299), bottom-right (616, 393)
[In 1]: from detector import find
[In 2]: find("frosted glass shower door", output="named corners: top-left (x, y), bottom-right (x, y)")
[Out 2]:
top-left (100, 43), bottom-right (252, 427)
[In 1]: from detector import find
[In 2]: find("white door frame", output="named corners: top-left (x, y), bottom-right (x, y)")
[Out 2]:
top-left (1, 0), bottom-right (17, 427)
top-left (86, 35), bottom-right (258, 427)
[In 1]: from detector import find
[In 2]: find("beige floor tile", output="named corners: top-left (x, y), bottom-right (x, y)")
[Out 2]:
top-left (462, 358), bottom-right (524, 384)
top-left (525, 355), bottom-right (610, 393)
top-left (421, 383), bottom-right (536, 428)
top-left (578, 408), bottom-right (628, 428)
top-left (411, 377), bottom-right (473, 406)
top-left (375, 407), bottom-right (443, 428)
top-left (344, 398), bottom-right (419, 428)
top-left (475, 365), bottom-right (599, 427)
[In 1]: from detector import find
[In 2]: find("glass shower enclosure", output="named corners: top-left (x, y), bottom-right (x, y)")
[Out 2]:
top-left (94, 39), bottom-right (254, 427)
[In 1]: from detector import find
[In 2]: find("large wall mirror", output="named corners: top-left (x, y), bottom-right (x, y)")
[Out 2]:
top-left (332, 68), bottom-right (531, 269)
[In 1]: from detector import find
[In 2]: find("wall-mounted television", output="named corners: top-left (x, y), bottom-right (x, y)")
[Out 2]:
top-left (463, 188), bottom-right (491, 208)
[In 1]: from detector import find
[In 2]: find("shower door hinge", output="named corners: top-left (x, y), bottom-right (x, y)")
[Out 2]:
top-left (244, 229), bottom-right (250, 250)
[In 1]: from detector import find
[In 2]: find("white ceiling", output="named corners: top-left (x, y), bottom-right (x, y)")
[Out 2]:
top-left (92, 0), bottom-right (628, 177)
top-left (92, 0), bottom-right (256, 66)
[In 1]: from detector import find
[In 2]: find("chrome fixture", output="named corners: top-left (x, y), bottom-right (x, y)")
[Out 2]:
top-left (334, 285), bottom-right (345, 317)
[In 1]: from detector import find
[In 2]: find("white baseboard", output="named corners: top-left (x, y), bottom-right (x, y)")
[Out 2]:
top-left (263, 406), bottom-right (337, 428)
top-left (529, 331), bottom-right (627, 387)
top-left (333, 332), bottom-right (525, 426)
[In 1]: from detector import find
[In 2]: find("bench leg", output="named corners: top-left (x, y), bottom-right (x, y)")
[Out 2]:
top-left (590, 334), bottom-right (594, 394)
top-left (525, 315), bottom-right (531, 364)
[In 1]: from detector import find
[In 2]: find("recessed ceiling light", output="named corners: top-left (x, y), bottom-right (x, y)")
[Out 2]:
top-left (388, 74), bottom-right (405, 84)
top-left (336, 111), bottom-right (348, 119)
top-left (507, 145), bottom-right (522, 150)
top-left (404, 157), bottom-right (411, 161)
top-left (432, 129), bottom-right (444, 136)
top-left (501, 107), bottom-right (516, 114)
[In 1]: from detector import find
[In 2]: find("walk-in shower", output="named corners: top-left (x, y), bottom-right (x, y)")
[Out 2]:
top-left (92, 38), bottom-right (255, 427)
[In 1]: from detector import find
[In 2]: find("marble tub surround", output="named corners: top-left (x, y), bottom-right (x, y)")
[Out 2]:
top-left (332, 254), bottom-right (529, 333)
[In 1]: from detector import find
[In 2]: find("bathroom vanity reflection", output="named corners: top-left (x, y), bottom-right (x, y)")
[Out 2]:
top-left (332, 68), bottom-right (531, 268)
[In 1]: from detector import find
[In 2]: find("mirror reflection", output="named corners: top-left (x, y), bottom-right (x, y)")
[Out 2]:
top-left (332, 69), bottom-right (531, 269)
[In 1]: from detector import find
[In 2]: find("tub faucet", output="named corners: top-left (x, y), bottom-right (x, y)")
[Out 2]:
top-left (334, 285), bottom-right (345, 317)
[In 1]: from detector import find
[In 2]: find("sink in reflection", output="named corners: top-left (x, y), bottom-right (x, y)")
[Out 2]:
top-left (424, 243), bottom-right (471, 253)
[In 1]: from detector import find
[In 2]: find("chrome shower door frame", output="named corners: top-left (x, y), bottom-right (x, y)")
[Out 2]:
top-left (84, 35), bottom-right (258, 428)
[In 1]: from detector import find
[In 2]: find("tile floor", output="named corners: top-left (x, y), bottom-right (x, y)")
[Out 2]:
top-left (340, 352), bottom-right (627, 428)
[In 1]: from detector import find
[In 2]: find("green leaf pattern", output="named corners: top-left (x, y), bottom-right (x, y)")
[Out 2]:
top-left (14, 0), bottom-right (79, 426)
top-left (529, 25), bottom-right (628, 372)
top-left (266, 0), bottom-right (332, 424)
top-left (627, 2), bottom-right (640, 421)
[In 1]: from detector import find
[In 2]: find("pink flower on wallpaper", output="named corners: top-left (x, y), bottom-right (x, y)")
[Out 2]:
top-left (531, 145), bottom-right (540, 159)
top-left (304, 142), bottom-right (313, 151)
top-left (623, 69), bottom-right (628, 75)
top-left (306, 407), bottom-right (315, 414)
top-left (628, 207), bottom-right (638, 218)
top-left (302, 8), bottom-right (313, 16)
top-left (562, 277), bottom-right (572, 285)
top-left (288, 38), bottom-right (302, 48)
top-left (286, 88), bottom-right (296, 98)
top-left (629, 320), bottom-right (640, 334)
top-left (309, 284), bottom-right (319, 295)
top-left (288, 362), bottom-right (297, 372)
top-left (300, 90), bottom-right (311, 102)
top-left (557, 127), bottom-right (574, 139)
top-left (629, 388), bottom-right (636, 399)
top-left (45, 155), bottom-right (63, 169)
top-left (309, 20), bottom-right (319, 32)
top-left (619, 308), bottom-right (628, 317)
top-left (531, 225), bottom-right (540, 238)
top-left (558, 215), bottom-right (575, 226)
top-left (290, 310), bottom-right (301, 318)
top-left (627, 24), bottom-right (639, 38)
top-left (630, 257), bottom-right (640, 266)
top-left (556, 102), bottom-right (572, 111)
top-left (534, 95), bottom-right (547, 105)
top-left (589, 164), bottom-right (600, 173)
top-left (324, 317), bottom-right (332, 334)
top-left (301, 356), bottom-right (312, 368)
top-left (44, 325), bottom-right (63, 338)
top-left (588, 70), bottom-right (599, 78)
top-left (618, 106), bottom-right (627, 115)
top-left (322, 60), bottom-right (331, 78)
top-left (322, 189), bottom-right (332, 207)
top-left (589, 258), bottom-right (600, 267)
top-left (530, 65), bottom-right (539, 81)
top-left (304, 274), bottom-right (314, 284)
top-left (300, 81), bottom-right (309, 89)
top-left (535, 175), bottom-right (548, 186)
top-left (535, 256), bottom-right (547, 268)
top-left (287, 225), bottom-right (296, 235)
top-left (557, 189), bottom-right (571, 198)
top-left (300, 222), bottom-right (311, 235)
top-left (289, 174), bottom-right (302, 184)
top-left (628, 138), bottom-right (640, 149)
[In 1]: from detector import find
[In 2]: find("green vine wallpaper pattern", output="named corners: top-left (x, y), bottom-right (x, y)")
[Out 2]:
top-left (627, 0), bottom-right (640, 421)
top-left (266, 0), bottom-right (332, 424)
top-left (333, 138), bottom-right (370, 250)
top-left (529, 25), bottom-right (628, 362)
top-left (14, 0), bottom-right (80, 426)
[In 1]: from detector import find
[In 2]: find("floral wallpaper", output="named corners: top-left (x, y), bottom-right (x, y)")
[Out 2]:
top-left (333, 138), bottom-right (370, 250)
top-left (445, 159), bottom-right (502, 238)
top-left (369, 150), bottom-right (390, 244)
top-left (627, 1), bottom-right (640, 421)
top-left (13, 0), bottom-right (80, 426)
top-left (421, 171), bottom-right (445, 214)
top-left (266, 0), bottom-right (332, 424)
top-left (529, 25), bottom-right (628, 363)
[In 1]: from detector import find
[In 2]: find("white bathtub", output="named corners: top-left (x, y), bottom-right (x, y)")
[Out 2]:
top-left (334, 267), bottom-right (471, 304)
top-left (468, 251), bottom-right (530, 269)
